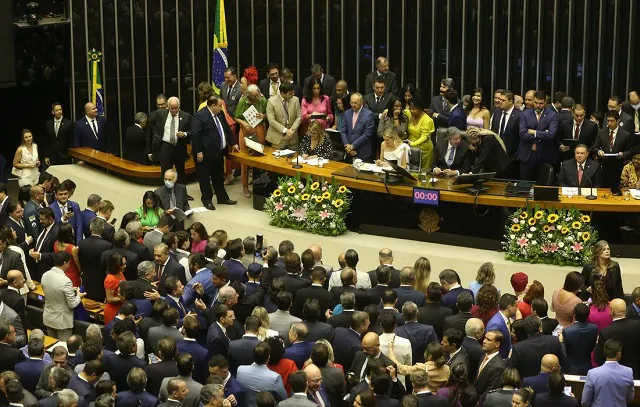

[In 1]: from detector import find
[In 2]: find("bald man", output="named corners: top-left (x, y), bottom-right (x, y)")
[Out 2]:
top-left (522, 354), bottom-right (560, 395)
top-left (349, 332), bottom-right (396, 381)
top-left (524, 90), bottom-right (536, 110)
top-left (595, 298), bottom-right (640, 378)
top-left (340, 93), bottom-right (376, 161)
top-left (0, 270), bottom-right (27, 322)
top-left (508, 316), bottom-right (565, 378)
top-left (462, 318), bottom-right (485, 377)
top-left (304, 364), bottom-right (331, 406)
top-left (148, 96), bottom-right (193, 186)
top-left (74, 102), bottom-right (108, 151)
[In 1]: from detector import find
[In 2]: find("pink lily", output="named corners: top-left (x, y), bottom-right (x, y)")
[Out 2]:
top-left (320, 210), bottom-right (330, 219)
top-left (571, 242), bottom-right (583, 252)
top-left (517, 236), bottom-right (529, 248)
top-left (274, 202), bottom-right (284, 211)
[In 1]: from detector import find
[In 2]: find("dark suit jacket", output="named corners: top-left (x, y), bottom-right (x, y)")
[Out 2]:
top-left (79, 208), bottom-right (96, 239)
top-left (206, 322), bottom-right (230, 360)
top-left (340, 107), bottom-right (377, 160)
top-left (375, 394), bottom-right (400, 407)
top-left (115, 390), bottom-right (158, 407)
top-left (13, 358), bottom-right (42, 393)
top-left (619, 110), bottom-right (635, 134)
top-left (129, 277), bottom-right (157, 300)
top-left (124, 124), bottom-right (148, 164)
top-left (154, 184), bottom-right (190, 214)
top-left (533, 392), bottom-right (581, 407)
top-left (0, 288), bottom-right (26, 323)
top-left (280, 274), bottom-right (311, 303)
top-left (394, 285), bottom-right (426, 309)
top-left (508, 333), bottom-right (566, 378)
top-left (50, 200), bottom-right (83, 245)
top-left (367, 284), bottom-right (390, 306)
top-left (144, 360), bottom-right (179, 396)
top-left (0, 249), bottom-right (25, 281)
top-left (349, 350), bottom-right (396, 380)
top-left (431, 138), bottom-right (472, 174)
top-left (541, 316), bottom-right (560, 335)
top-left (103, 353), bottom-right (146, 391)
top-left (67, 373), bottom-right (96, 403)
top-left (490, 108), bottom-right (522, 157)
top-left (319, 365), bottom-right (345, 407)
top-left (78, 235), bottom-right (113, 301)
top-left (364, 71), bottom-right (398, 95)
top-left (396, 321), bottom-right (438, 364)
top-left (444, 312), bottom-right (472, 335)
top-left (448, 105), bottom-right (467, 130)
top-left (557, 158), bottom-right (602, 187)
top-left (30, 223), bottom-right (59, 280)
top-left (442, 287), bottom-right (474, 314)
top-left (0, 197), bottom-right (12, 226)
top-left (558, 118), bottom-right (599, 150)
top-left (44, 117), bottom-right (73, 164)
top-left (223, 259), bottom-right (248, 283)
top-left (521, 372), bottom-right (550, 396)
top-left (595, 318), bottom-right (640, 378)
top-left (471, 134), bottom-right (513, 177)
top-left (329, 285), bottom-right (372, 311)
top-left (417, 303), bottom-right (452, 340)
top-left (306, 320), bottom-right (335, 343)
top-left (292, 285), bottom-right (333, 321)
top-left (517, 107), bottom-right (558, 164)
top-left (149, 110), bottom-right (192, 158)
top-left (416, 392), bottom-right (449, 407)
top-left (368, 268), bottom-right (401, 289)
top-left (474, 353), bottom-right (506, 396)
top-left (177, 339), bottom-right (209, 383)
top-left (23, 200), bottom-right (43, 240)
top-left (129, 240), bottom-right (153, 262)
top-left (627, 303), bottom-right (640, 320)
top-left (430, 95), bottom-right (453, 128)
top-left (303, 74), bottom-right (337, 97)
top-left (332, 327), bottom-right (362, 369)
top-left (284, 341), bottom-right (315, 369)
top-left (157, 256), bottom-right (187, 296)
top-left (327, 310), bottom-right (355, 329)
top-left (74, 115), bottom-right (108, 152)
top-left (363, 93), bottom-right (395, 127)
top-left (593, 126), bottom-right (633, 188)
top-left (191, 108), bottom-right (236, 161)
top-left (228, 335), bottom-right (261, 375)
top-left (462, 336), bottom-right (484, 378)
top-left (101, 247), bottom-right (139, 282)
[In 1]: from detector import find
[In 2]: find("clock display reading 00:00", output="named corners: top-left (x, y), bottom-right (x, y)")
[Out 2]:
top-left (413, 188), bottom-right (439, 206)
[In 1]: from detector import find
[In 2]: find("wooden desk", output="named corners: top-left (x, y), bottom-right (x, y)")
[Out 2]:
top-left (27, 330), bottom-right (59, 348)
top-left (30, 282), bottom-right (106, 323)
top-left (230, 147), bottom-right (640, 212)
top-left (68, 147), bottom-right (196, 179)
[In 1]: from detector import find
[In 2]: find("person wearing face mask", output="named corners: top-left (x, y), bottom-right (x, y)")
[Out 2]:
top-left (154, 169), bottom-right (190, 229)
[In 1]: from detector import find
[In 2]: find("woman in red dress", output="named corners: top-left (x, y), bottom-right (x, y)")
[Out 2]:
top-left (103, 252), bottom-right (127, 325)
top-left (54, 224), bottom-right (82, 287)
top-left (266, 336), bottom-right (297, 395)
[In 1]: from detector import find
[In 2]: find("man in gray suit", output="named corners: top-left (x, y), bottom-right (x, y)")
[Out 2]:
top-left (41, 252), bottom-right (84, 341)
top-left (147, 308), bottom-right (183, 354)
top-left (154, 170), bottom-right (190, 229)
top-left (158, 354), bottom-right (202, 407)
top-left (0, 295), bottom-right (26, 348)
top-left (268, 291), bottom-right (302, 341)
top-left (220, 67), bottom-right (243, 117)
top-left (158, 377), bottom-right (188, 407)
top-left (279, 370), bottom-right (317, 407)
top-left (236, 342), bottom-right (287, 405)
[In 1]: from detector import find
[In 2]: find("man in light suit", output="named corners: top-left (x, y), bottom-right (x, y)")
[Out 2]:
top-left (49, 183), bottom-right (83, 245)
top-left (40, 251), bottom-right (84, 341)
top-left (154, 169), bottom-right (190, 229)
top-left (220, 67), bottom-right (243, 118)
top-left (485, 293), bottom-right (517, 359)
top-left (303, 64), bottom-right (337, 97)
top-left (582, 339), bottom-right (635, 407)
top-left (594, 110), bottom-right (634, 189)
top-left (557, 144), bottom-right (602, 188)
top-left (430, 78), bottom-right (456, 128)
top-left (279, 370), bottom-right (317, 407)
top-left (269, 291), bottom-right (302, 340)
top-left (518, 90), bottom-right (558, 181)
top-left (74, 102), bottom-right (108, 152)
top-left (266, 83), bottom-right (302, 150)
top-left (149, 97), bottom-right (193, 186)
top-left (491, 90), bottom-right (522, 157)
top-left (364, 57), bottom-right (398, 95)
top-left (44, 102), bottom-right (73, 165)
top-left (236, 342), bottom-right (288, 405)
top-left (191, 95), bottom-right (239, 210)
top-left (340, 93), bottom-right (376, 162)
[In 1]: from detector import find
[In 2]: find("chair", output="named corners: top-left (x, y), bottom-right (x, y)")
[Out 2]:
top-left (536, 163), bottom-right (556, 186)
top-left (26, 305), bottom-right (45, 331)
top-left (73, 320), bottom-right (94, 338)
top-left (407, 147), bottom-right (423, 172)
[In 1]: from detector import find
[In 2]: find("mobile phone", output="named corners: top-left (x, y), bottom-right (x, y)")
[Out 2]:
top-left (552, 324), bottom-right (563, 337)
top-left (67, 204), bottom-right (74, 214)
top-left (256, 233), bottom-right (264, 257)
top-left (563, 386), bottom-right (572, 396)
top-left (79, 285), bottom-right (85, 293)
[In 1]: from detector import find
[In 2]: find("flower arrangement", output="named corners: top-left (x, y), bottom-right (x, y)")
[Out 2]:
top-left (503, 207), bottom-right (599, 266)
top-left (264, 174), bottom-right (352, 236)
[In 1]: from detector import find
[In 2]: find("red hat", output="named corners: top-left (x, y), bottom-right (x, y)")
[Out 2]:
top-left (510, 272), bottom-right (529, 293)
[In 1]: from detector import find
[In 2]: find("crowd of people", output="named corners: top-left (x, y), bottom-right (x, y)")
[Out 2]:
top-left (0, 169), bottom-right (637, 407)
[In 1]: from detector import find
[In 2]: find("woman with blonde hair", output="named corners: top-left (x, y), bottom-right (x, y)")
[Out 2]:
top-left (469, 262), bottom-right (497, 298)
top-left (299, 120), bottom-right (333, 160)
top-left (413, 257), bottom-right (431, 294)
top-left (580, 240), bottom-right (623, 301)
top-left (13, 129), bottom-right (40, 187)
top-left (388, 341), bottom-right (450, 392)
top-left (376, 129), bottom-right (410, 169)
top-left (251, 306), bottom-right (279, 340)
top-left (465, 126), bottom-right (512, 178)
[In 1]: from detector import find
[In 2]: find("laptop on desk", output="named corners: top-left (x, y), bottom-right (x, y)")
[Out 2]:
top-left (533, 185), bottom-right (560, 201)
top-left (505, 180), bottom-right (534, 197)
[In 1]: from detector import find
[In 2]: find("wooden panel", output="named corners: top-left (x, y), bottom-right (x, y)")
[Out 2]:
top-left (67, 147), bottom-right (196, 179)
top-left (230, 147), bottom-right (640, 212)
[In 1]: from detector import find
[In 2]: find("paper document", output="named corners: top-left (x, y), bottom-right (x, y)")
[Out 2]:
top-left (325, 128), bottom-right (340, 133)
top-left (629, 189), bottom-right (640, 199)
top-left (189, 207), bottom-right (209, 213)
top-left (298, 157), bottom-right (330, 166)
top-left (244, 137), bottom-right (265, 154)
top-left (602, 153), bottom-right (620, 157)
top-left (358, 163), bottom-right (385, 173)
top-left (561, 187), bottom-right (598, 197)
top-left (242, 105), bottom-right (263, 128)
top-left (273, 149), bottom-right (296, 157)
top-left (170, 207), bottom-right (194, 222)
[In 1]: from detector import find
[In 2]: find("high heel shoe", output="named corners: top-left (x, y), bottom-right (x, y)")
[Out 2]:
top-left (243, 187), bottom-right (252, 198)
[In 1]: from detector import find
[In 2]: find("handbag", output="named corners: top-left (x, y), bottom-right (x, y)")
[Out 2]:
top-left (11, 167), bottom-right (22, 177)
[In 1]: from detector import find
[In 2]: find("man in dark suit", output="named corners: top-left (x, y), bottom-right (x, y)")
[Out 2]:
top-left (144, 337), bottom-right (179, 396)
top-left (67, 359), bottom-right (102, 403)
top-left (328, 292), bottom-right (358, 329)
top-left (208, 355), bottom-right (246, 407)
top-left (145, 94), bottom-right (168, 163)
top-left (304, 298), bottom-right (335, 342)
top-left (521, 354), bottom-right (560, 396)
top-left (280, 68), bottom-right (304, 101)
top-left (0, 237), bottom-right (25, 283)
top-left (491, 90), bottom-right (522, 157)
top-left (103, 332), bottom-right (146, 391)
top-left (125, 221), bottom-right (153, 262)
top-left (594, 110), bottom-right (634, 189)
top-left (418, 282), bottom-right (453, 340)
top-left (310, 342), bottom-right (346, 407)
top-left (429, 78), bottom-right (456, 128)
top-left (563, 303), bottom-right (598, 374)
top-left (340, 93), bottom-right (376, 161)
top-left (411, 370), bottom-right (449, 407)
top-left (332, 311), bottom-right (369, 369)
top-left (367, 249), bottom-right (401, 289)
top-left (284, 323), bottom-right (316, 369)
top-left (364, 57), bottom-right (398, 95)
top-left (557, 104), bottom-right (599, 152)
top-left (303, 64), bottom-right (337, 97)
top-left (280, 252), bottom-right (312, 302)
top-left (79, 194), bottom-right (100, 239)
top-left (554, 96), bottom-right (576, 162)
top-left (508, 317), bottom-right (566, 378)
top-left (220, 67), bottom-right (243, 117)
top-left (557, 144), bottom-right (602, 188)
top-left (1, 270), bottom-right (26, 322)
top-left (228, 316), bottom-right (261, 375)
top-left (14, 338), bottom-right (46, 393)
top-left (149, 96), bottom-right (192, 184)
top-left (0, 324), bottom-right (24, 372)
top-left (78, 217), bottom-right (113, 301)
top-left (101, 229), bottom-right (139, 281)
top-left (176, 317), bottom-right (209, 383)
top-left (394, 267), bottom-right (426, 309)
top-left (396, 301), bottom-right (438, 364)
top-left (439, 269), bottom-right (474, 314)
top-left (49, 183), bottom-right (83, 245)
top-left (259, 63), bottom-right (281, 98)
top-left (74, 102), bottom-right (108, 152)
top-left (442, 328), bottom-right (469, 372)
top-left (432, 127), bottom-right (472, 176)
top-left (368, 266), bottom-right (395, 306)
top-left (95, 200), bottom-right (115, 243)
top-left (27, 207), bottom-right (58, 281)
top-left (595, 298), bottom-right (640, 378)
top-left (222, 238), bottom-right (248, 283)
top-left (474, 330), bottom-right (506, 396)
top-left (486, 294), bottom-right (518, 359)
top-left (348, 332), bottom-right (396, 380)
top-left (518, 90), bottom-right (559, 181)
top-left (43, 102), bottom-right (73, 165)
top-left (191, 95), bottom-right (239, 210)
top-left (117, 367), bottom-right (159, 406)
top-left (445, 89), bottom-right (467, 131)
top-left (154, 243), bottom-right (186, 296)
top-left (609, 95), bottom-right (635, 134)
top-left (0, 185), bottom-right (10, 226)
top-left (363, 79), bottom-right (395, 127)
top-left (462, 318), bottom-right (485, 378)
top-left (206, 304), bottom-right (234, 360)
top-left (123, 112), bottom-right (148, 164)
top-left (292, 267), bottom-right (332, 321)
top-left (329, 269), bottom-right (371, 312)
top-left (444, 292), bottom-right (473, 333)
top-left (627, 287), bottom-right (640, 320)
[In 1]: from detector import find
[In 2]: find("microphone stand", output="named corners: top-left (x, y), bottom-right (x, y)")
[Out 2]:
top-left (582, 163), bottom-right (598, 200)
top-left (292, 152), bottom-right (303, 169)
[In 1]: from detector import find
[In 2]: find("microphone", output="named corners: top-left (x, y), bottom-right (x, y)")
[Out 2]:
top-left (581, 162), bottom-right (598, 200)
top-left (291, 152), bottom-right (302, 169)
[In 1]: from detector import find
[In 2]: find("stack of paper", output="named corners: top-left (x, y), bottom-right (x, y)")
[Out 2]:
top-left (358, 163), bottom-right (385, 173)
top-left (273, 149), bottom-right (296, 157)
top-left (298, 158), bottom-right (330, 166)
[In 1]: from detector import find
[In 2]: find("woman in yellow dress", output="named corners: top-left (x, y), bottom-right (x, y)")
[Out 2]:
top-left (404, 99), bottom-right (435, 170)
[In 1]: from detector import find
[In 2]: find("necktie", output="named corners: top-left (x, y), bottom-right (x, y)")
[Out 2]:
top-left (635, 110), bottom-right (639, 133)
top-left (447, 146), bottom-right (456, 166)
top-left (169, 190), bottom-right (176, 209)
top-left (227, 84), bottom-right (232, 100)
top-left (169, 115), bottom-right (176, 145)
top-left (157, 264), bottom-right (164, 280)
top-left (271, 82), bottom-right (278, 96)
top-left (36, 228), bottom-right (48, 252)
top-left (578, 164), bottom-right (583, 185)
top-left (477, 354), bottom-right (490, 377)
top-left (536, 112), bottom-right (541, 122)
top-left (442, 97), bottom-right (447, 112)
top-left (574, 123), bottom-right (580, 140)
top-left (214, 116), bottom-right (226, 150)
top-left (178, 298), bottom-right (186, 315)
top-left (313, 391), bottom-right (324, 407)
top-left (352, 110), bottom-right (359, 129)
top-left (609, 129), bottom-right (615, 150)
top-left (55, 120), bottom-right (60, 137)
top-left (359, 357), bottom-right (369, 380)
top-left (91, 120), bottom-right (99, 139)
top-left (376, 96), bottom-right (381, 105)
top-left (283, 99), bottom-right (289, 124)
top-left (499, 111), bottom-right (507, 136)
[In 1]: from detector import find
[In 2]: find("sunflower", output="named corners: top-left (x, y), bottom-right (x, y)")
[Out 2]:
top-left (338, 185), bottom-right (348, 193)
top-left (528, 218), bottom-right (536, 226)
top-left (581, 215), bottom-right (591, 223)
top-left (287, 186), bottom-right (296, 194)
top-left (273, 189), bottom-right (282, 197)
top-left (301, 194), bottom-right (310, 201)
top-left (322, 191), bottom-right (331, 199)
top-left (542, 225), bottom-right (551, 233)
top-left (582, 232), bottom-right (591, 241)
top-left (314, 196), bottom-right (323, 203)
top-left (547, 214), bottom-right (559, 223)
top-left (519, 212), bottom-right (529, 219)
top-left (333, 199), bottom-right (344, 208)
top-left (511, 224), bottom-right (521, 232)
top-left (561, 227), bottom-right (569, 234)
top-left (572, 221), bottom-right (582, 229)
top-left (534, 211), bottom-right (544, 219)
top-left (310, 182), bottom-right (320, 191)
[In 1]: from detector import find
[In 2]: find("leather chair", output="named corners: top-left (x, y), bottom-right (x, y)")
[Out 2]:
top-left (26, 305), bottom-right (45, 331)
top-left (435, 127), bottom-right (468, 146)
top-left (536, 163), bottom-right (556, 186)
top-left (407, 147), bottom-right (423, 172)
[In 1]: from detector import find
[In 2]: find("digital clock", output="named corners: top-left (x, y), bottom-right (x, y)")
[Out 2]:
top-left (413, 188), bottom-right (439, 206)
